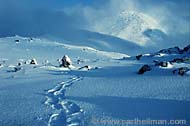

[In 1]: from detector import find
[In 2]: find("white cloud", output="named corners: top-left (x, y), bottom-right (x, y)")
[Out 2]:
top-left (64, 0), bottom-right (190, 47)
top-left (78, 0), bottom-right (190, 34)
top-left (0, 0), bottom-right (189, 47)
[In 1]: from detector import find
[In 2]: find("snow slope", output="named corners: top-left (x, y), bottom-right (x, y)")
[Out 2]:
top-left (0, 36), bottom-right (190, 126)
top-left (42, 29), bottom-right (143, 55)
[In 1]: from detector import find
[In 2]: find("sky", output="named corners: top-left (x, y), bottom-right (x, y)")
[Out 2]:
top-left (0, 0), bottom-right (189, 47)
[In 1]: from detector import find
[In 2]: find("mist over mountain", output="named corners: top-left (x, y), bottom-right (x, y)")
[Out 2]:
top-left (0, 0), bottom-right (189, 48)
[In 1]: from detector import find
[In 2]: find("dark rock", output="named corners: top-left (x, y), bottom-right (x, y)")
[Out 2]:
top-left (173, 67), bottom-right (189, 76)
top-left (154, 61), bottom-right (168, 67)
top-left (77, 59), bottom-right (81, 64)
top-left (78, 65), bottom-right (91, 70)
top-left (77, 59), bottom-right (84, 64)
top-left (14, 67), bottom-right (21, 72)
top-left (159, 61), bottom-right (168, 67)
top-left (138, 65), bottom-right (151, 74)
top-left (183, 57), bottom-right (190, 63)
top-left (15, 39), bottom-right (20, 42)
top-left (170, 58), bottom-right (184, 63)
top-left (153, 60), bottom-right (160, 66)
top-left (94, 67), bottom-right (99, 69)
top-left (158, 46), bottom-right (182, 54)
top-left (157, 44), bottom-right (190, 54)
top-left (18, 62), bottom-right (22, 66)
top-left (7, 66), bottom-right (21, 72)
top-left (136, 54), bottom-right (142, 60)
top-left (183, 44), bottom-right (190, 53)
top-left (170, 57), bottom-right (190, 63)
top-left (30, 58), bottom-right (38, 65)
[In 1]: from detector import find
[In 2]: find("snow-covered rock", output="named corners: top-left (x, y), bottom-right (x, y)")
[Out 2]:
top-left (60, 55), bottom-right (72, 68)
top-left (173, 67), bottom-right (190, 76)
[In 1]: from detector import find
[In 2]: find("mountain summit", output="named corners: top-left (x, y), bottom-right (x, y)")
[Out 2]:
top-left (93, 11), bottom-right (165, 46)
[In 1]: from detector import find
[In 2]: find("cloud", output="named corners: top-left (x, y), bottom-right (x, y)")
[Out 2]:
top-left (77, 0), bottom-right (190, 35)
top-left (0, 0), bottom-right (189, 48)
top-left (139, 0), bottom-right (190, 34)
top-left (64, 0), bottom-right (189, 47)
top-left (0, 0), bottom-right (84, 37)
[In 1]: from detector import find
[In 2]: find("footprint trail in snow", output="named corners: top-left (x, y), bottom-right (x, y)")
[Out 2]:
top-left (45, 76), bottom-right (84, 126)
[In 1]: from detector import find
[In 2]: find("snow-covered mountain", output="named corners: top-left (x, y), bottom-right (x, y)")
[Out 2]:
top-left (92, 11), bottom-right (166, 46)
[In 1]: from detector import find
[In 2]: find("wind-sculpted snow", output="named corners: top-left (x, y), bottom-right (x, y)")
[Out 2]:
top-left (0, 36), bottom-right (190, 126)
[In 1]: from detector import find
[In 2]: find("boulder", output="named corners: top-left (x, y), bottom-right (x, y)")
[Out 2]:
top-left (173, 67), bottom-right (190, 76)
top-left (15, 39), bottom-right (20, 42)
top-left (78, 65), bottom-right (91, 71)
top-left (18, 62), bottom-right (22, 66)
top-left (170, 57), bottom-right (190, 63)
top-left (138, 65), bottom-right (151, 74)
top-left (136, 54), bottom-right (142, 60)
top-left (183, 44), bottom-right (190, 53)
top-left (183, 57), bottom-right (190, 63)
top-left (30, 58), bottom-right (38, 65)
top-left (159, 61), bottom-right (168, 67)
top-left (158, 46), bottom-right (182, 54)
top-left (60, 55), bottom-right (72, 68)
top-left (170, 58), bottom-right (184, 63)
top-left (154, 60), bottom-right (160, 66)
top-left (7, 66), bottom-right (22, 72)
top-left (154, 61), bottom-right (168, 67)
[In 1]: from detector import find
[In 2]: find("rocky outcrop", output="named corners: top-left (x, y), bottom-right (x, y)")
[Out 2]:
top-left (173, 67), bottom-right (190, 76)
top-left (138, 65), bottom-right (151, 74)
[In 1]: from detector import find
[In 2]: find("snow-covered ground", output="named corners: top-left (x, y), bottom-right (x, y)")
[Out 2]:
top-left (0, 36), bottom-right (189, 126)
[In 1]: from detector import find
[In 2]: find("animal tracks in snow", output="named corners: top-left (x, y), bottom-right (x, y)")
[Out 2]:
top-left (45, 76), bottom-right (84, 126)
